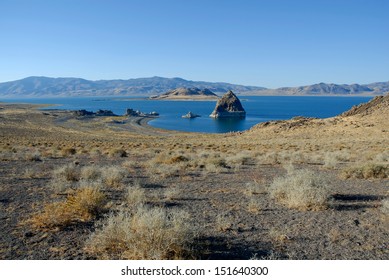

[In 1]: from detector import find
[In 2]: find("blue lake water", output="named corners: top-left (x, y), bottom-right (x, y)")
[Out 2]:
top-left (1, 96), bottom-right (372, 133)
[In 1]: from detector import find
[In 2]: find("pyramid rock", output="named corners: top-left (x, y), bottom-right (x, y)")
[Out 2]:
top-left (210, 90), bottom-right (246, 118)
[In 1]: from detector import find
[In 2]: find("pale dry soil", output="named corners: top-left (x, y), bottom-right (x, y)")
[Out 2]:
top-left (0, 103), bottom-right (388, 259)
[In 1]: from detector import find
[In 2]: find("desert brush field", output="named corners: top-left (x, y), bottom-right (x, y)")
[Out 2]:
top-left (0, 96), bottom-right (388, 259)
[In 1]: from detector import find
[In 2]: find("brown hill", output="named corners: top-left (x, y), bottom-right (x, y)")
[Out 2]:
top-left (341, 93), bottom-right (389, 117)
top-left (150, 87), bottom-right (218, 100)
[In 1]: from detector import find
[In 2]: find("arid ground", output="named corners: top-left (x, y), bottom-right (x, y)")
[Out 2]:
top-left (0, 96), bottom-right (388, 260)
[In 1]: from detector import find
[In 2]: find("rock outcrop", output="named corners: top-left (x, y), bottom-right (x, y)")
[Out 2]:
top-left (341, 93), bottom-right (389, 117)
top-left (182, 111), bottom-right (201, 119)
top-left (73, 109), bottom-right (116, 117)
top-left (209, 90), bottom-right (246, 118)
top-left (124, 108), bottom-right (159, 117)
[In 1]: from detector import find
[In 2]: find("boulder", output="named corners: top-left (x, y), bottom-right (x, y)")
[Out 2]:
top-left (209, 90), bottom-right (246, 118)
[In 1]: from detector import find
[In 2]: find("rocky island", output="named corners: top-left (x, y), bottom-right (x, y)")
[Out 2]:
top-left (182, 111), bottom-right (201, 119)
top-left (150, 87), bottom-right (219, 100)
top-left (210, 90), bottom-right (246, 118)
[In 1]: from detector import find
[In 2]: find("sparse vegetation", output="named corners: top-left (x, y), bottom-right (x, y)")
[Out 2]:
top-left (1, 98), bottom-right (388, 260)
top-left (341, 163), bottom-right (388, 179)
top-left (215, 212), bottom-right (233, 232)
top-left (60, 147), bottom-right (77, 157)
top-left (247, 197), bottom-right (262, 213)
top-left (101, 166), bottom-right (126, 188)
top-left (30, 186), bottom-right (106, 229)
top-left (53, 163), bottom-right (80, 182)
top-left (80, 165), bottom-right (102, 181)
top-left (126, 183), bottom-right (147, 207)
top-left (381, 199), bottom-right (389, 215)
top-left (269, 168), bottom-right (331, 210)
top-left (85, 206), bottom-right (196, 259)
top-left (25, 151), bottom-right (42, 162)
top-left (107, 148), bottom-right (127, 158)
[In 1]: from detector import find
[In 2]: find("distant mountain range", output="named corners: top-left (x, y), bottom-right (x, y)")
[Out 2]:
top-left (0, 76), bottom-right (387, 97)
top-left (259, 82), bottom-right (389, 95)
top-left (0, 76), bottom-right (263, 97)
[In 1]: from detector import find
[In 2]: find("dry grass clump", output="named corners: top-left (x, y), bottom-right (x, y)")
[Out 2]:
top-left (147, 163), bottom-right (183, 179)
top-left (53, 164), bottom-right (80, 182)
top-left (247, 198), bottom-right (262, 213)
top-left (101, 166), bottom-right (126, 188)
top-left (85, 206), bottom-right (195, 259)
top-left (204, 157), bottom-right (229, 173)
top-left (30, 186), bottom-right (106, 229)
top-left (126, 183), bottom-right (147, 207)
top-left (243, 181), bottom-right (263, 196)
top-left (146, 150), bottom-right (234, 174)
top-left (215, 212), bottom-right (233, 232)
top-left (50, 164), bottom-right (81, 193)
top-left (151, 151), bottom-right (189, 165)
top-left (122, 160), bottom-right (138, 171)
top-left (323, 151), bottom-right (351, 169)
top-left (269, 168), bottom-right (331, 210)
top-left (25, 150), bottom-right (42, 162)
top-left (165, 155), bottom-right (189, 164)
top-left (341, 163), bottom-right (388, 179)
top-left (374, 151), bottom-right (389, 163)
top-left (269, 227), bottom-right (290, 244)
top-left (381, 199), bottom-right (389, 216)
top-left (107, 148), bottom-right (127, 158)
top-left (60, 147), bottom-right (77, 157)
top-left (225, 151), bottom-right (252, 169)
top-left (257, 152), bottom-right (281, 165)
top-left (24, 167), bottom-right (37, 178)
top-left (164, 187), bottom-right (180, 200)
top-left (80, 166), bottom-right (102, 181)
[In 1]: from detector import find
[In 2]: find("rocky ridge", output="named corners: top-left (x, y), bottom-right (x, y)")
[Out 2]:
top-left (341, 93), bottom-right (389, 117)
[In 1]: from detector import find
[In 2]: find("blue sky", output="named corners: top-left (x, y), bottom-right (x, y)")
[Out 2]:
top-left (0, 0), bottom-right (388, 88)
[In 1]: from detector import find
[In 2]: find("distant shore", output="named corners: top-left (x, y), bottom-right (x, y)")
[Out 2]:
top-left (0, 102), bottom-right (174, 136)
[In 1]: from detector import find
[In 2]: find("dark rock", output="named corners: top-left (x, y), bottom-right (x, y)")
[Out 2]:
top-left (74, 109), bottom-right (116, 117)
top-left (210, 90), bottom-right (246, 118)
top-left (124, 108), bottom-right (138, 116)
top-left (95, 109), bottom-right (116, 116)
top-left (73, 109), bottom-right (94, 116)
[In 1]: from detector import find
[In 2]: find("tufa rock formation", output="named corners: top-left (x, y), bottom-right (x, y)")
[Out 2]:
top-left (73, 109), bottom-right (116, 117)
top-left (210, 90), bottom-right (246, 118)
top-left (124, 108), bottom-right (159, 117)
top-left (182, 111), bottom-right (201, 119)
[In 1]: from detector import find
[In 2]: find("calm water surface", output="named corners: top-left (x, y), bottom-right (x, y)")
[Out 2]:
top-left (1, 96), bottom-right (372, 133)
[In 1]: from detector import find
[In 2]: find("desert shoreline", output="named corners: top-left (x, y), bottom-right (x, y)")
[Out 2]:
top-left (0, 96), bottom-right (388, 260)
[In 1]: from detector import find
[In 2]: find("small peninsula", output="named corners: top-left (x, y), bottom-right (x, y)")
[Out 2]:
top-left (150, 87), bottom-right (219, 100)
